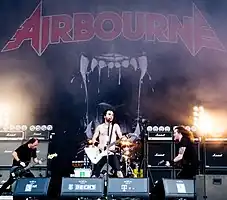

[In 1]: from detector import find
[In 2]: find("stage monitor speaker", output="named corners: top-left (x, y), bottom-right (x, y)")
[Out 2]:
top-left (196, 174), bottom-right (227, 200)
top-left (162, 178), bottom-right (195, 199)
top-left (13, 177), bottom-right (50, 197)
top-left (107, 178), bottom-right (149, 198)
top-left (60, 178), bottom-right (104, 198)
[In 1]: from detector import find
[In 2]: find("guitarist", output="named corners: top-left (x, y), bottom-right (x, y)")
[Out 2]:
top-left (166, 126), bottom-right (198, 179)
top-left (91, 109), bottom-right (124, 178)
top-left (0, 138), bottom-right (42, 195)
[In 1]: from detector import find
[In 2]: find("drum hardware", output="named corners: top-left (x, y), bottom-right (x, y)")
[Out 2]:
top-left (121, 155), bottom-right (135, 177)
top-left (119, 137), bottom-right (137, 177)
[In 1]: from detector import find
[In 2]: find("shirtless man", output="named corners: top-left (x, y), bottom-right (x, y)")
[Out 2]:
top-left (92, 109), bottom-right (124, 178)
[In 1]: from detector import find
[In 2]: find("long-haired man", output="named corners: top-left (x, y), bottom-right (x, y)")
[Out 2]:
top-left (166, 126), bottom-right (198, 179)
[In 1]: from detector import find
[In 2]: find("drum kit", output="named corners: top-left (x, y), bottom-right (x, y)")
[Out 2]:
top-left (85, 133), bottom-right (141, 177)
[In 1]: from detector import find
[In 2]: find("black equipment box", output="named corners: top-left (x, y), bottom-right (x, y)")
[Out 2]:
top-left (196, 175), bottom-right (227, 200)
top-left (13, 178), bottom-right (50, 197)
top-left (60, 178), bottom-right (104, 197)
top-left (107, 178), bottom-right (149, 198)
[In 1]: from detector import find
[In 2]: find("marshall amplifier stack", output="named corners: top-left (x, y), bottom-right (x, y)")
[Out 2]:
top-left (0, 125), bottom-right (53, 192)
top-left (0, 131), bottom-right (24, 166)
top-left (0, 131), bottom-right (24, 191)
top-left (204, 137), bottom-right (227, 174)
top-left (146, 126), bottom-right (227, 182)
top-left (23, 125), bottom-right (53, 177)
top-left (146, 126), bottom-right (174, 181)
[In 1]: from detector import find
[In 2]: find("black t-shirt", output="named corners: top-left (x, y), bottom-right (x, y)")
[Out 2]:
top-left (12, 144), bottom-right (37, 166)
top-left (178, 137), bottom-right (198, 167)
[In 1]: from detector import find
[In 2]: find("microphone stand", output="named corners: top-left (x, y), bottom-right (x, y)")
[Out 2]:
top-left (105, 121), bottom-right (113, 190)
top-left (201, 135), bottom-right (207, 200)
top-left (105, 122), bottom-right (110, 185)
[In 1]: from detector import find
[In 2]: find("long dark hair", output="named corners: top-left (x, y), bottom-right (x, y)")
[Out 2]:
top-left (174, 126), bottom-right (194, 142)
top-left (102, 109), bottom-right (116, 124)
top-left (26, 138), bottom-right (38, 144)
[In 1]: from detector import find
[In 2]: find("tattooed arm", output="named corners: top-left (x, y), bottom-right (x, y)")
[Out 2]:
top-left (173, 147), bottom-right (186, 163)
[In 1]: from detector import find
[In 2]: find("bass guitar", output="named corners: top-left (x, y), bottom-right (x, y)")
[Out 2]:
top-left (85, 138), bottom-right (126, 164)
top-left (10, 153), bottom-right (57, 179)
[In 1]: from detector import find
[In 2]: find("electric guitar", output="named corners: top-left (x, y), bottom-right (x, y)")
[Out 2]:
top-left (85, 138), bottom-right (126, 164)
top-left (10, 153), bottom-right (58, 179)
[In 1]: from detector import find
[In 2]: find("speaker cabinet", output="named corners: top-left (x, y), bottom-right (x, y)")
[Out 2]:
top-left (196, 174), bottom-right (227, 200)
top-left (0, 141), bottom-right (22, 166)
top-left (162, 179), bottom-right (195, 199)
top-left (147, 141), bottom-right (173, 167)
top-left (13, 178), bottom-right (50, 197)
top-left (205, 142), bottom-right (227, 168)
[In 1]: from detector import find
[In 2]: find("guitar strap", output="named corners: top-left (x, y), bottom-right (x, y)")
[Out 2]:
top-left (108, 122), bottom-right (114, 144)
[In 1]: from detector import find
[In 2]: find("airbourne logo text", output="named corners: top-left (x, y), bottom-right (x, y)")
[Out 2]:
top-left (1, 2), bottom-right (226, 56)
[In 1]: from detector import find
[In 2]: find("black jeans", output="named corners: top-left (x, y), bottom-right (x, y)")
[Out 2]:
top-left (93, 154), bottom-right (121, 177)
top-left (177, 165), bottom-right (197, 179)
top-left (0, 169), bottom-right (34, 195)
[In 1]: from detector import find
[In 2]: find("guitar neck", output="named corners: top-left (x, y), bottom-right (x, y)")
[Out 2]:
top-left (25, 158), bottom-right (47, 170)
top-left (107, 138), bottom-right (122, 148)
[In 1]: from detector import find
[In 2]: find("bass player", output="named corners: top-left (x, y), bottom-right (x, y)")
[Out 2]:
top-left (91, 109), bottom-right (124, 178)
top-left (0, 138), bottom-right (42, 195)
